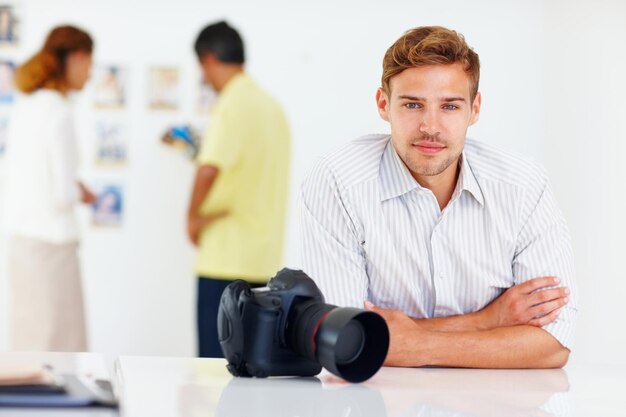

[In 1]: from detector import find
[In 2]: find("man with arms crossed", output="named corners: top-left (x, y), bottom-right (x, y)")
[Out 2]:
top-left (300, 26), bottom-right (576, 368)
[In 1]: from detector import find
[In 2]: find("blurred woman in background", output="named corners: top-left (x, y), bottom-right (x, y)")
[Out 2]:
top-left (3, 25), bottom-right (95, 351)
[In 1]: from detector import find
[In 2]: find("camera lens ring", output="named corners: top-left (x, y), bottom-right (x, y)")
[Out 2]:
top-left (289, 301), bottom-right (336, 362)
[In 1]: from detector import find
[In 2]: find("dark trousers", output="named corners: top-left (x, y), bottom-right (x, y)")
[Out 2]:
top-left (196, 276), bottom-right (264, 358)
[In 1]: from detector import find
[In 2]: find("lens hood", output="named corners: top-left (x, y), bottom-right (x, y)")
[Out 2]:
top-left (315, 308), bottom-right (389, 383)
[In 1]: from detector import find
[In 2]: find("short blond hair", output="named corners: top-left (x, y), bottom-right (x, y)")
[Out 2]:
top-left (381, 26), bottom-right (480, 100)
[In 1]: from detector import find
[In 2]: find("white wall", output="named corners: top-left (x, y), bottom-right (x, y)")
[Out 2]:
top-left (542, 0), bottom-right (626, 366)
top-left (0, 0), bottom-right (623, 367)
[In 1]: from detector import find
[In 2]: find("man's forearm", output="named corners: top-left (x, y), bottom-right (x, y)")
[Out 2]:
top-left (412, 276), bottom-right (570, 333)
top-left (188, 165), bottom-right (219, 216)
top-left (367, 303), bottom-right (569, 368)
top-left (413, 311), bottom-right (488, 332)
top-left (392, 325), bottom-right (569, 369)
top-left (186, 165), bottom-right (221, 245)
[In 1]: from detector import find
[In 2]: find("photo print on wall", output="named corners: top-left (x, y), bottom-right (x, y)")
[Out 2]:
top-left (92, 183), bottom-right (124, 227)
top-left (197, 78), bottom-right (217, 115)
top-left (148, 67), bottom-right (180, 110)
top-left (0, 59), bottom-right (15, 104)
top-left (92, 65), bottom-right (127, 109)
top-left (94, 120), bottom-right (128, 167)
top-left (0, 5), bottom-right (19, 46)
top-left (0, 114), bottom-right (7, 155)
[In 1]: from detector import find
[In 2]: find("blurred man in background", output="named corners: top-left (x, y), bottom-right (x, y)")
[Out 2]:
top-left (187, 21), bottom-right (291, 357)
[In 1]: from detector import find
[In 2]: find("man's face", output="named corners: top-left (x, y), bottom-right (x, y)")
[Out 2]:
top-left (199, 53), bottom-right (217, 90)
top-left (376, 63), bottom-right (481, 184)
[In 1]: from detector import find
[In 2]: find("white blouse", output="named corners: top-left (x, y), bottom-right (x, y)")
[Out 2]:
top-left (3, 89), bottom-right (82, 243)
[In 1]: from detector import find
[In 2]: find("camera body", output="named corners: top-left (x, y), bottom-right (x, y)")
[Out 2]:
top-left (218, 269), bottom-right (324, 378)
top-left (218, 268), bottom-right (389, 382)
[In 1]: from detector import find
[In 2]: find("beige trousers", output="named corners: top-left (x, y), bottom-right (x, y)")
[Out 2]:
top-left (8, 236), bottom-right (88, 351)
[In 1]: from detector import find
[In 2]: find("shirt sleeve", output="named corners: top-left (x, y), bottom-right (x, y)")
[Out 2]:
top-left (48, 109), bottom-right (81, 210)
top-left (299, 160), bottom-right (369, 308)
top-left (513, 171), bottom-right (578, 350)
top-left (196, 105), bottom-right (242, 170)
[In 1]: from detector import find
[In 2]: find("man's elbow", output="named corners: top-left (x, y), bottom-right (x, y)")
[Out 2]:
top-left (534, 328), bottom-right (571, 368)
top-left (543, 346), bottom-right (570, 368)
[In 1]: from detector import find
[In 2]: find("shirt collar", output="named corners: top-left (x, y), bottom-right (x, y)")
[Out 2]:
top-left (379, 138), bottom-right (485, 207)
top-left (455, 152), bottom-right (485, 207)
top-left (218, 72), bottom-right (249, 99)
top-left (379, 138), bottom-right (419, 201)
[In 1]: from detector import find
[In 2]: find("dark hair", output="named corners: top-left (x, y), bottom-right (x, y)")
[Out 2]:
top-left (14, 25), bottom-right (93, 94)
top-left (382, 26), bottom-right (480, 101)
top-left (194, 21), bottom-right (245, 64)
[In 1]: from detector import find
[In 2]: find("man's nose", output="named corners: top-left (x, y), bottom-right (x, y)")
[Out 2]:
top-left (418, 110), bottom-right (440, 136)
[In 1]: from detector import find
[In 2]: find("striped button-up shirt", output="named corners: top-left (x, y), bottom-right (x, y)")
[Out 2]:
top-left (299, 134), bottom-right (577, 348)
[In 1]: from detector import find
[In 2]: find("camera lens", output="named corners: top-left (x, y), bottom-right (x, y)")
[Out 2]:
top-left (334, 320), bottom-right (365, 365)
top-left (290, 302), bottom-right (389, 383)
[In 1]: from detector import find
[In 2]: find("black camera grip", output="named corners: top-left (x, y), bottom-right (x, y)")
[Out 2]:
top-left (217, 280), bottom-right (252, 377)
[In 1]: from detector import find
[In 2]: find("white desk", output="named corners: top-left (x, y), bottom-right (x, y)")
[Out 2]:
top-left (3, 353), bottom-right (625, 416)
top-left (115, 356), bottom-right (626, 417)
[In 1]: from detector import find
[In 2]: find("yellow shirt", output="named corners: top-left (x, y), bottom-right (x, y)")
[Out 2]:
top-left (195, 73), bottom-right (291, 282)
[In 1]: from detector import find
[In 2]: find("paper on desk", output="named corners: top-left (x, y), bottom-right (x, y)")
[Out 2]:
top-left (0, 364), bottom-right (55, 386)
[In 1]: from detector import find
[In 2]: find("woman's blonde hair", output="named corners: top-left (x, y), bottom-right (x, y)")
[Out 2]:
top-left (381, 26), bottom-right (480, 101)
top-left (14, 25), bottom-right (93, 94)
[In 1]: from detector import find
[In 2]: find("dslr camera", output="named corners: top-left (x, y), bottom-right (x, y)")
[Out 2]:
top-left (217, 269), bottom-right (389, 383)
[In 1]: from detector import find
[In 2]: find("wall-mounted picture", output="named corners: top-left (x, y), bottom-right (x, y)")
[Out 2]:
top-left (92, 184), bottom-right (124, 227)
top-left (93, 65), bottom-right (127, 109)
top-left (0, 5), bottom-right (19, 45)
top-left (197, 80), bottom-right (217, 114)
top-left (0, 59), bottom-right (15, 104)
top-left (94, 121), bottom-right (128, 166)
top-left (0, 115), bottom-right (7, 155)
top-left (148, 67), bottom-right (180, 110)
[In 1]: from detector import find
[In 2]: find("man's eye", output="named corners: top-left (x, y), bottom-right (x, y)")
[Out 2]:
top-left (405, 103), bottom-right (420, 109)
top-left (443, 104), bottom-right (458, 110)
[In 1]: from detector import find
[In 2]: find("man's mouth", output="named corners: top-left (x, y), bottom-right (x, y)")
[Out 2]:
top-left (412, 142), bottom-right (446, 154)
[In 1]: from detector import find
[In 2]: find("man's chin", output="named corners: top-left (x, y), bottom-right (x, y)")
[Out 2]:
top-left (406, 157), bottom-right (458, 178)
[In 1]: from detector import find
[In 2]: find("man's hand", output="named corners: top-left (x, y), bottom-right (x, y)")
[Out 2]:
top-left (187, 211), bottom-right (228, 246)
top-left (365, 301), bottom-right (427, 367)
top-left (479, 276), bottom-right (569, 329)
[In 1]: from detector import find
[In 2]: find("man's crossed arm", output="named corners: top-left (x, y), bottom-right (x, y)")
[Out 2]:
top-left (365, 276), bottom-right (571, 368)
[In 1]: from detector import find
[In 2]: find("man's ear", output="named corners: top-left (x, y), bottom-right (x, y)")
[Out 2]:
top-left (376, 88), bottom-right (390, 122)
top-left (199, 52), bottom-right (218, 67)
top-left (469, 91), bottom-right (482, 125)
